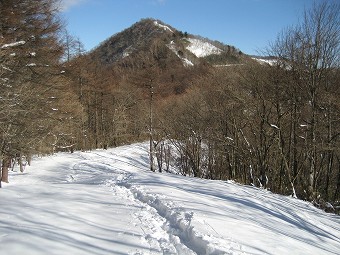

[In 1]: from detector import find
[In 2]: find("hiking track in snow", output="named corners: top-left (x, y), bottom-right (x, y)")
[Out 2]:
top-left (4, 143), bottom-right (338, 255)
top-left (72, 148), bottom-right (239, 255)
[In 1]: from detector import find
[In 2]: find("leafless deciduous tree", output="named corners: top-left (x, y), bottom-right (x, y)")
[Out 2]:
top-left (0, 0), bottom-right (81, 186)
top-left (270, 1), bottom-right (340, 201)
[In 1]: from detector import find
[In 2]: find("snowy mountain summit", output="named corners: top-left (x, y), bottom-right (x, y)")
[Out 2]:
top-left (1, 142), bottom-right (339, 255)
top-left (153, 20), bottom-right (174, 33)
top-left (90, 18), bottom-right (243, 67)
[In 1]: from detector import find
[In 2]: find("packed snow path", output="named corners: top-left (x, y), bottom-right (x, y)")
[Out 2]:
top-left (1, 143), bottom-right (340, 255)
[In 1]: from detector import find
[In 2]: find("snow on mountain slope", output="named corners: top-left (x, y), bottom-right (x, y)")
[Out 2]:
top-left (1, 142), bottom-right (340, 255)
top-left (153, 20), bottom-right (173, 33)
top-left (252, 57), bottom-right (277, 66)
top-left (167, 41), bottom-right (194, 67)
top-left (186, 38), bottom-right (223, 58)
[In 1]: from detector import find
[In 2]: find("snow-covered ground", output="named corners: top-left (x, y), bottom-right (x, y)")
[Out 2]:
top-left (167, 41), bottom-right (194, 67)
top-left (251, 57), bottom-right (277, 66)
top-left (186, 38), bottom-right (222, 58)
top-left (154, 20), bottom-right (173, 33)
top-left (1, 142), bottom-right (339, 255)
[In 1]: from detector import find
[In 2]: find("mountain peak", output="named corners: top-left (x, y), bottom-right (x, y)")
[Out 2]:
top-left (134, 18), bottom-right (174, 32)
top-left (89, 18), bottom-right (245, 67)
top-left (90, 18), bottom-right (177, 64)
top-left (152, 19), bottom-right (174, 33)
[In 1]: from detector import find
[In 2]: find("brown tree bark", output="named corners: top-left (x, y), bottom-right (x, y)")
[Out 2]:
top-left (1, 157), bottom-right (11, 184)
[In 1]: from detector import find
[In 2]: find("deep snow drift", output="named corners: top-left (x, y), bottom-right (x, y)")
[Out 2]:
top-left (1, 143), bottom-right (339, 255)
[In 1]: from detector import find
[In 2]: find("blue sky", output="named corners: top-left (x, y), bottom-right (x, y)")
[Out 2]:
top-left (60, 0), bottom-right (328, 55)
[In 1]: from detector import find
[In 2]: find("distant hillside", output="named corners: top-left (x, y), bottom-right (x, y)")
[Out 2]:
top-left (64, 8), bottom-right (340, 215)
top-left (66, 18), bottom-right (257, 149)
top-left (89, 18), bottom-right (248, 67)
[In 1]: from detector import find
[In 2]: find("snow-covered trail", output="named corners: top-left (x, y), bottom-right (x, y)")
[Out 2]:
top-left (1, 154), bottom-right (151, 255)
top-left (1, 145), bottom-right (195, 255)
top-left (1, 142), bottom-right (340, 255)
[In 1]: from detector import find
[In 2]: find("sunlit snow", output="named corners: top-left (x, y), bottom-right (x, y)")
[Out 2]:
top-left (252, 57), bottom-right (277, 66)
top-left (1, 41), bottom-right (26, 49)
top-left (154, 20), bottom-right (173, 33)
top-left (1, 142), bottom-right (339, 255)
top-left (167, 42), bottom-right (194, 67)
top-left (186, 38), bottom-right (223, 58)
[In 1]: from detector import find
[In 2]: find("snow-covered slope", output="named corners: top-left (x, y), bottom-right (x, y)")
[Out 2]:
top-left (167, 41), bottom-right (194, 67)
top-left (186, 38), bottom-right (223, 58)
top-left (252, 57), bottom-right (278, 66)
top-left (1, 143), bottom-right (339, 255)
top-left (154, 20), bottom-right (173, 33)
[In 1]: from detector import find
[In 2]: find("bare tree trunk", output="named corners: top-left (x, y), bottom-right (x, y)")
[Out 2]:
top-left (308, 88), bottom-right (317, 201)
top-left (149, 82), bottom-right (155, 172)
top-left (165, 145), bottom-right (170, 172)
top-left (1, 157), bottom-right (11, 184)
top-left (19, 156), bottom-right (24, 173)
top-left (156, 142), bottom-right (163, 173)
top-left (277, 129), bottom-right (297, 198)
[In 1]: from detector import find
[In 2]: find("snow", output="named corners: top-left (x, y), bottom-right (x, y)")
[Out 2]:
top-left (182, 58), bottom-right (194, 67)
top-left (252, 57), bottom-right (277, 66)
top-left (1, 40), bottom-right (26, 49)
top-left (186, 38), bottom-right (223, 58)
top-left (153, 20), bottom-right (173, 33)
top-left (167, 43), bottom-right (194, 67)
top-left (1, 66), bottom-right (14, 72)
top-left (1, 142), bottom-right (340, 255)
top-left (123, 51), bottom-right (130, 58)
top-left (214, 64), bottom-right (244, 67)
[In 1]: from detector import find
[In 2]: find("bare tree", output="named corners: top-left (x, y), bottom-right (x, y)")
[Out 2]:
top-left (0, 0), bottom-right (75, 185)
top-left (270, 1), bottom-right (340, 201)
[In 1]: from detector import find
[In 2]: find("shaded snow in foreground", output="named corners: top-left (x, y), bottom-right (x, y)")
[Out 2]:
top-left (1, 143), bottom-right (339, 255)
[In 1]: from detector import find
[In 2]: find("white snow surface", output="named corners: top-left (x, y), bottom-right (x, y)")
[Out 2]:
top-left (167, 42), bottom-right (194, 67)
top-left (154, 21), bottom-right (173, 33)
top-left (252, 57), bottom-right (277, 66)
top-left (1, 142), bottom-right (339, 255)
top-left (1, 40), bottom-right (26, 49)
top-left (186, 38), bottom-right (222, 58)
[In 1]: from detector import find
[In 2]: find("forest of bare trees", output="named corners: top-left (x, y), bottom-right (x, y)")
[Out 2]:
top-left (154, 2), bottom-right (340, 211)
top-left (0, 0), bottom-right (82, 186)
top-left (144, 2), bottom-right (339, 212)
top-left (1, 0), bottom-right (339, 213)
